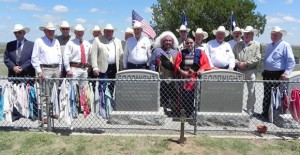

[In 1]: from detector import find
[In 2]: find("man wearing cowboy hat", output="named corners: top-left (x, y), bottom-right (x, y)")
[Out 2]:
top-left (207, 26), bottom-right (235, 70)
top-left (93, 24), bottom-right (123, 95)
top-left (193, 28), bottom-right (213, 67)
top-left (176, 25), bottom-right (190, 50)
top-left (31, 22), bottom-right (62, 124)
top-left (32, 22), bottom-right (62, 79)
top-left (89, 25), bottom-right (102, 44)
top-left (233, 26), bottom-right (262, 116)
top-left (56, 21), bottom-right (73, 78)
top-left (228, 27), bottom-right (243, 49)
top-left (56, 21), bottom-right (72, 46)
top-left (63, 24), bottom-right (91, 85)
top-left (122, 27), bottom-right (134, 51)
top-left (261, 26), bottom-right (295, 119)
top-left (4, 24), bottom-right (35, 121)
top-left (4, 24), bottom-right (35, 78)
top-left (123, 21), bottom-right (151, 69)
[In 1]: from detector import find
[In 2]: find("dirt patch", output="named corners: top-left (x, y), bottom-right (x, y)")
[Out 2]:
top-left (163, 138), bottom-right (206, 154)
top-left (163, 138), bottom-right (243, 155)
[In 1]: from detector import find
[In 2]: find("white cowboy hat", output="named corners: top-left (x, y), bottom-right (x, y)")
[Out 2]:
top-left (192, 28), bottom-right (208, 39)
top-left (59, 21), bottom-right (70, 28)
top-left (12, 24), bottom-right (30, 33)
top-left (132, 21), bottom-right (145, 29)
top-left (91, 25), bottom-right (101, 32)
top-left (39, 22), bottom-right (57, 31)
top-left (176, 25), bottom-right (190, 32)
top-left (212, 26), bottom-right (229, 37)
top-left (231, 27), bottom-right (243, 35)
top-left (71, 24), bottom-right (85, 32)
top-left (103, 24), bottom-right (117, 31)
top-left (242, 26), bottom-right (259, 36)
top-left (125, 27), bottom-right (134, 35)
top-left (271, 26), bottom-right (287, 36)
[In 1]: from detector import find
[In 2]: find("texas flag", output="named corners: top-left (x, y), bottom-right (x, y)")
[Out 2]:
top-left (231, 11), bottom-right (236, 31)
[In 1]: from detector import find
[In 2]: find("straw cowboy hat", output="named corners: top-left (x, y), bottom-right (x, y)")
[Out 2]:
top-left (242, 26), bottom-right (259, 36)
top-left (39, 22), bottom-right (57, 31)
top-left (59, 21), bottom-right (70, 28)
top-left (176, 25), bottom-right (190, 32)
top-left (231, 27), bottom-right (243, 35)
top-left (132, 21), bottom-right (145, 29)
top-left (212, 26), bottom-right (229, 37)
top-left (103, 24), bottom-right (117, 31)
top-left (91, 25), bottom-right (101, 32)
top-left (125, 27), bottom-right (134, 35)
top-left (12, 24), bottom-right (30, 33)
top-left (192, 28), bottom-right (208, 39)
top-left (271, 26), bottom-right (287, 36)
top-left (71, 24), bottom-right (85, 32)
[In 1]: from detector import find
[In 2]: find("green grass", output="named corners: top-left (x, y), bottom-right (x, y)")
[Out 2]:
top-left (1, 131), bottom-right (300, 155)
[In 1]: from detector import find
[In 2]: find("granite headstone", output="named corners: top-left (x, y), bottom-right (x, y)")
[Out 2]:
top-left (115, 69), bottom-right (159, 111)
top-left (199, 70), bottom-right (245, 113)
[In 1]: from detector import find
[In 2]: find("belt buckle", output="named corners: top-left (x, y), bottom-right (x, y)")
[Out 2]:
top-left (80, 63), bottom-right (86, 68)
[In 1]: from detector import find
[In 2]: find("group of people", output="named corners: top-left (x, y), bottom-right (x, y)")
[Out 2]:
top-left (3, 20), bottom-right (295, 119)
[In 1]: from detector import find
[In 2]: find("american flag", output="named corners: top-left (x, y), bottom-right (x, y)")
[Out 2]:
top-left (132, 10), bottom-right (156, 39)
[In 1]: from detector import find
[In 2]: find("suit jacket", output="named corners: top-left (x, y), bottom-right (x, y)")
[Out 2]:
top-left (4, 39), bottom-right (35, 77)
top-left (98, 36), bottom-right (123, 71)
top-left (91, 37), bottom-right (109, 73)
top-left (232, 40), bottom-right (261, 70)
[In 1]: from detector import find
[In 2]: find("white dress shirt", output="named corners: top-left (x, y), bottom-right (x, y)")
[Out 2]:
top-left (31, 36), bottom-right (62, 73)
top-left (207, 39), bottom-right (235, 69)
top-left (123, 36), bottom-right (151, 68)
top-left (106, 39), bottom-right (116, 64)
top-left (63, 38), bottom-right (91, 71)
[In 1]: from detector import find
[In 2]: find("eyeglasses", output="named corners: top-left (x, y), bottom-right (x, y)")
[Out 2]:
top-left (180, 31), bottom-right (187, 33)
top-left (185, 42), bottom-right (193, 44)
top-left (61, 28), bottom-right (70, 31)
top-left (14, 31), bottom-right (23, 35)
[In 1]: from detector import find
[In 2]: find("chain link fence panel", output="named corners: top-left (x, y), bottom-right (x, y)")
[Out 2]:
top-left (0, 77), bottom-right (299, 136)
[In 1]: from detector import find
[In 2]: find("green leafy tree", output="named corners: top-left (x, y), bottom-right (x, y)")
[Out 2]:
top-left (151, 0), bottom-right (266, 41)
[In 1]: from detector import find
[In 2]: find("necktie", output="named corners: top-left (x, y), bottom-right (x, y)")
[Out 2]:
top-left (80, 40), bottom-right (86, 64)
top-left (18, 42), bottom-right (22, 48)
top-left (16, 42), bottom-right (22, 64)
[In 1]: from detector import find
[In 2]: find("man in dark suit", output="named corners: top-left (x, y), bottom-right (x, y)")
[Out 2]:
top-left (3, 24), bottom-right (36, 121)
top-left (4, 24), bottom-right (35, 78)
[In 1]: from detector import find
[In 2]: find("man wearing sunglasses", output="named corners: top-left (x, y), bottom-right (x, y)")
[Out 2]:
top-left (56, 21), bottom-right (72, 77)
top-left (56, 21), bottom-right (72, 46)
top-left (4, 24), bottom-right (35, 122)
top-left (4, 24), bottom-right (35, 78)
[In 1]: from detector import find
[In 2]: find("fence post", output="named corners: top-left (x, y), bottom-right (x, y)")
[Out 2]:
top-left (193, 78), bottom-right (200, 135)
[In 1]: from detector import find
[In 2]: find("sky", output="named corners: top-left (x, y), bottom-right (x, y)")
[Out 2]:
top-left (0, 0), bottom-right (299, 45)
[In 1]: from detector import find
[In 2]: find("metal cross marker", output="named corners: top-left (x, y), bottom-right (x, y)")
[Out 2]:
top-left (172, 109), bottom-right (194, 144)
top-left (179, 109), bottom-right (187, 144)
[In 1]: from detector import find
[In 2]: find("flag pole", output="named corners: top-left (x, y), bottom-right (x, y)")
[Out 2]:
top-left (229, 11), bottom-right (233, 40)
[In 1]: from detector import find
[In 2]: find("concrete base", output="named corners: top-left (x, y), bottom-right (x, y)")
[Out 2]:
top-left (196, 112), bottom-right (250, 127)
top-left (108, 108), bottom-right (166, 126)
top-left (274, 114), bottom-right (300, 129)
